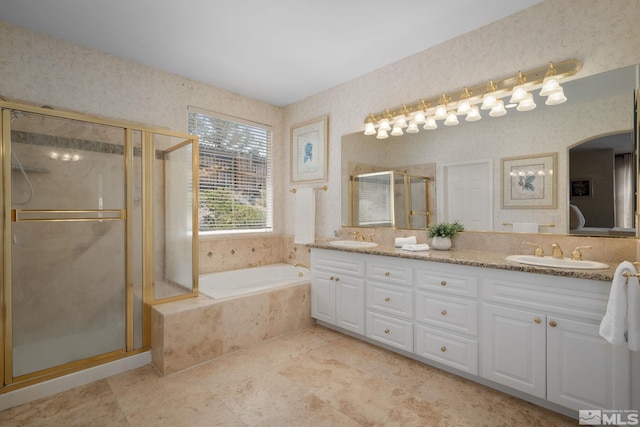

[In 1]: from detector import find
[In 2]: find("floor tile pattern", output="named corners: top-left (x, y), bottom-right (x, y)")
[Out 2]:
top-left (0, 325), bottom-right (575, 426)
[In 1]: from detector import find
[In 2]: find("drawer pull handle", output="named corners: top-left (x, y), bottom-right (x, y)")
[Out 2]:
top-left (440, 280), bottom-right (447, 286)
top-left (385, 271), bottom-right (390, 277)
top-left (335, 277), bottom-right (340, 282)
top-left (384, 297), bottom-right (390, 302)
top-left (534, 317), bottom-right (541, 324)
top-left (440, 346), bottom-right (447, 352)
top-left (549, 320), bottom-right (557, 328)
top-left (329, 276), bottom-right (335, 281)
top-left (441, 310), bottom-right (447, 316)
top-left (384, 329), bottom-right (390, 334)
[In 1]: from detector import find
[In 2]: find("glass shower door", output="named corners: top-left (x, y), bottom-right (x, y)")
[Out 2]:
top-left (9, 111), bottom-right (127, 380)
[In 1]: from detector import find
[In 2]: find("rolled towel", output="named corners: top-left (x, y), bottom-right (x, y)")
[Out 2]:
top-left (401, 243), bottom-right (430, 252)
top-left (395, 236), bottom-right (417, 247)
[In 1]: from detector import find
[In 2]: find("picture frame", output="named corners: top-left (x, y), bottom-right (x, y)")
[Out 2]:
top-left (501, 152), bottom-right (557, 209)
top-left (571, 179), bottom-right (592, 198)
top-left (290, 116), bottom-right (328, 183)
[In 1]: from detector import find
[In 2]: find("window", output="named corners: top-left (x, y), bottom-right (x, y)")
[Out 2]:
top-left (188, 107), bottom-right (272, 232)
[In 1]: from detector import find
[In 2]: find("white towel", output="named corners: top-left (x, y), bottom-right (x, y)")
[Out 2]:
top-left (401, 243), bottom-right (430, 252)
top-left (294, 188), bottom-right (315, 244)
top-left (512, 222), bottom-right (539, 233)
top-left (395, 236), bottom-right (417, 247)
top-left (599, 261), bottom-right (640, 350)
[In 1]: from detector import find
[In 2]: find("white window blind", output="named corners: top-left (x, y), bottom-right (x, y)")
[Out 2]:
top-left (188, 107), bottom-right (272, 232)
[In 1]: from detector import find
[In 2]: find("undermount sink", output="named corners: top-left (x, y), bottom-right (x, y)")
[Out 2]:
top-left (329, 240), bottom-right (378, 248)
top-left (506, 255), bottom-right (609, 270)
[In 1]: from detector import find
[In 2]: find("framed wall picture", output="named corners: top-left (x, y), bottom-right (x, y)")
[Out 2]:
top-left (571, 179), bottom-right (592, 197)
top-left (501, 152), bottom-right (557, 209)
top-left (290, 116), bottom-right (328, 183)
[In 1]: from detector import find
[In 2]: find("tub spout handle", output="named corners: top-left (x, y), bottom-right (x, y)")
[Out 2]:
top-left (294, 262), bottom-right (311, 270)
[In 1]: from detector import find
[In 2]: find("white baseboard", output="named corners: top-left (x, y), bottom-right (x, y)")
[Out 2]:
top-left (0, 352), bottom-right (151, 412)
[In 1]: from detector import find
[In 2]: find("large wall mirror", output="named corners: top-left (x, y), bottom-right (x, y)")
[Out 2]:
top-left (341, 65), bottom-right (638, 237)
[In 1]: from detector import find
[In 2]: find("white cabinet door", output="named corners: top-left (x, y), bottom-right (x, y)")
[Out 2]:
top-left (547, 316), bottom-right (630, 411)
top-left (481, 303), bottom-right (546, 398)
top-left (336, 276), bottom-right (365, 334)
top-left (311, 272), bottom-right (335, 324)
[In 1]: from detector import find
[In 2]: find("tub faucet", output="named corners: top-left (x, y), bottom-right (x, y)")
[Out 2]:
top-left (551, 243), bottom-right (564, 259)
top-left (294, 262), bottom-right (311, 270)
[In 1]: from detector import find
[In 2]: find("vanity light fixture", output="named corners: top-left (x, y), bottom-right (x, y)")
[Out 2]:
top-left (434, 94), bottom-right (449, 120)
top-left (362, 58), bottom-right (581, 137)
top-left (480, 80), bottom-right (499, 110)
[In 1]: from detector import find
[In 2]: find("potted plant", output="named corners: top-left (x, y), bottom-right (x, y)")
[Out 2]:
top-left (427, 221), bottom-right (465, 250)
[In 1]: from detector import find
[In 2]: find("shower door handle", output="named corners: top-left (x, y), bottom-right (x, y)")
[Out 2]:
top-left (11, 209), bottom-right (125, 222)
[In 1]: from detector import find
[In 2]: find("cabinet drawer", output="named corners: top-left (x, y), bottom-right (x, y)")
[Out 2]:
top-left (415, 291), bottom-right (478, 336)
top-left (366, 311), bottom-right (413, 352)
top-left (367, 262), bottom-right (413, 286)
top-left (415, 325), bottom-right (478, 375)
top-left (367, 281), bottom-right (413, 318)
top-left (312, 249), bottom-right (365, 276)
top-left (415, 268), bottom-right (478, 297)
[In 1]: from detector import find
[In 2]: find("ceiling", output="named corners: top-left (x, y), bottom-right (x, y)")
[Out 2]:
top-left (0, 0), bottom-right (542, 107)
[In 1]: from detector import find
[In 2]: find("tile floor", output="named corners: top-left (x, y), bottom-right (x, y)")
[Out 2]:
top-left (0, 325), bottom-right (575, 426)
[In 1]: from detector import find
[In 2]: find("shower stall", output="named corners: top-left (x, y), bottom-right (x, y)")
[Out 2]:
top-left (350, 170), bottom-right (431, 229)
top-left (0, 100), bottom-right (198, 392)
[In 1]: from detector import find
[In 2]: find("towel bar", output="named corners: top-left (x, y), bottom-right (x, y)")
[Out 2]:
top-left (290, 185), bottom-right (327, 193)
top-left (622, 262), bottom-right (640, 283)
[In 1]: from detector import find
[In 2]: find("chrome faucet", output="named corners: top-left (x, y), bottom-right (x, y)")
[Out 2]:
top-left (570, 246), bottom-right (592, 261)
top-left (551, 243), bottom-right (564, 259)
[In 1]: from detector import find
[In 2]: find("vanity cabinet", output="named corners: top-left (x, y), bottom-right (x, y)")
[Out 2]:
top-left (414, 263), bottom-right (480, 374)
top-left (481, 270), bottom-right (630, 411)
top-left (310, 247), bottom-right (633, 417)
top-left (365, 258), bottom-right (414, 351)
top-left (311, 249), bottom-right (366, 334)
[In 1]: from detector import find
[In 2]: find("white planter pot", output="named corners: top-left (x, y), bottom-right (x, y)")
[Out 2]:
top-left (431, 236), bottom-right (452, 250)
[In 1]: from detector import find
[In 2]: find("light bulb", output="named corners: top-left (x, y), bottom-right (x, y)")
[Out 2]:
top-left (481, 93), bottom-right (498, 110)
top-left (376, 129), bottom-right (388, 139)
top-left (423, 116), bottom-right (437, 130)
top-left (434, 104), bottom-right (447, 120)
top-left (456, 99), bottom-right (471, 115)
top-left (378, 118), bottom-right (391, 131)
top-left (444, 111), bottom-right (459, 126)
top-left (489, 100), bottom-right (507, 117)
top-left (545, 88), bottom-right (567, 105)
top-left (465, 105), bottom-right (481, 121)
top-left (394, 114), bottom-right (407, 128)
top-left (516, 93), bottom-right (536, 111)
top-left (390, 124), bottom-right (403, 136)
top-left (364, 122), bottom-right (376, 135)
top-left (540, 76), bottom-right (561, 96)
top-left (509, 85), bottom-right (528, 104)
top-left (413, 110), bottom-right (426, 124)
top-left (406, 121), bottom-right (419, 133)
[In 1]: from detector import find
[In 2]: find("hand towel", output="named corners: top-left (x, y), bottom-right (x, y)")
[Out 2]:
top-left (401, 243), bottom-right (430, 252)
top-left (294, 188), bottom-right (315, 244)
top-left (599, 261), bottom-right (637, 348)
top-left (512, 222), bottom-right (539, 233)
top-left (395, 236), bottom-right (417, 247)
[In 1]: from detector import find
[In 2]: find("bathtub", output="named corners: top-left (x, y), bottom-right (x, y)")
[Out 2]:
top-left (199, 263), bottom-right (311, 299)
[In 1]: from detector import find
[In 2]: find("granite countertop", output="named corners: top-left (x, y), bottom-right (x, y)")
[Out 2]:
top-left (310, 242), bottom-right (617, 282)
